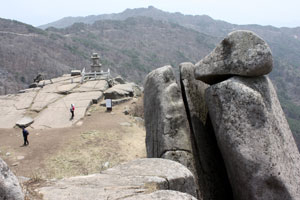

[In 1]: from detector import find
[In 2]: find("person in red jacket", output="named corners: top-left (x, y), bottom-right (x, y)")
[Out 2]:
top-left (70, 104), bottom-right (75, 119)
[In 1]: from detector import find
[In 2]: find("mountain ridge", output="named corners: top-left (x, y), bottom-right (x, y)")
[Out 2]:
top-left (0, 7), bottom-right (299, 147)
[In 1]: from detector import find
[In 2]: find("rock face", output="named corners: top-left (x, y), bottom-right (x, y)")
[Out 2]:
top-left (123, 190), bottom-right (197, 200)
top-left (0, 74), bottom-right (130, 129)
top-left (32, 91), bottom-right (103, 129)
top-left (38, 158), bottom-right (197, 200)
top-left (143, 65), bottom-right (197, 180)
top-left (180, 62), bottom-right (233, 200)
top-left (15, 116), bottom-right (34, 127)
top-left (195, 30), bottom-right (273, 84)
top-left (143, 30), bottom-right (300, 200)
top-left (206, 76), bottom-right (300, 200)
top-left (0, 158), bottom-right (24, 200)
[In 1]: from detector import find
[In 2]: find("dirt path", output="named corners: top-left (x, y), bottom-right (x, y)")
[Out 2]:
top-left (0, 99), bottom-right (146, 179)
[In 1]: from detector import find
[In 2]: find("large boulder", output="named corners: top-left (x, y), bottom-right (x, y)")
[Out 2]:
top-left (71, 70), bottom-right (81, 76)
top-left (0, 158), bottom-right (24, 200)
top-left (38, 158), bottom-right (197, 199)
top-left (104, 83), bottom-right (134, 99)
top-left (180, 62), bottom-right (233, 200)
top-left (15, 116), bottom-right (34, 127)
top-left (206, 76), bottom-right (300, 200)
top-left (0, 91), bottom-right (38, 128)
top-left (114, 76), bottom-right (126, 84)
top-left (143, 66), bottom-right (198, 189)
top-left (195, 30), bottom-right (273, 84)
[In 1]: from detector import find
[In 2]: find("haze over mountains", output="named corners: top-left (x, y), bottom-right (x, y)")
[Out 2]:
top-left (0, 6), bottom-right (299, 146)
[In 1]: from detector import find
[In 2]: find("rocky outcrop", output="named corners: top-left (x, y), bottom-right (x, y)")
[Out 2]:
top-left (180, 62), bottom-right (233, 200)
top-left (144, 30), bottom-right (300, 200)
top-left (0, 158), bottom-right (24, 200)
top-left (0, 74), bottom-right (135, 129)
top-left (206, 76), bottom-right (300, 200)
top-left (38, 158), bottom-right (197, 200)
top-left (143, 66), bottom-right (197, 180)
top-left (195, 30), bottom-right (273, 84)
top-left (104, 83), bottom-right (141, 99)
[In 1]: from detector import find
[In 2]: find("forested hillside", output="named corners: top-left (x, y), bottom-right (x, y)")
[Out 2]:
top-left (0, 6), bottom-right (299, 147)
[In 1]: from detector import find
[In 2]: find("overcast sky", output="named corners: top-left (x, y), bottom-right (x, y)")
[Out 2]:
top-left (1, 0), bottom-right (300, 28)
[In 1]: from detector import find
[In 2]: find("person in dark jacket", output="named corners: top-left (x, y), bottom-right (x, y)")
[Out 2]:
top-left (22, 127), bottom-right (29, 146)
top-left (70, 104), bottom-right (75, 120)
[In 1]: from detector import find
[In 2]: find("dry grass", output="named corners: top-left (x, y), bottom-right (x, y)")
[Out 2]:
top-left (130, 94), bottom-right (144, 118)
top-left (88, 103), bottom-right (102, 113)
top-left (22, 173), bottom-right (45, 200)
top-left (144, 182), bottom-right (160, 194)
top-left (43, 130), bottom-right (125, 179)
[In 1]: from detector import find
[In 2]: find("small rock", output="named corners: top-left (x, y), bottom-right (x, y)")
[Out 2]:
top-left (29, 83), bottom-right (38, 88)
top-left (132, 98), bottom-right (138, 103)
top-left (123, 107), bottom-right (130, 115)
top-left (6, 152), bottom-right (11, 156)
top-left (134, 117), bottom-right (144, 126)
top-left (17, 156), bottom-right (25, 160)
top-left (86, 112), bottom-right (91, 116)
top-left (12, 163), bottom-right (19, 166)
top-left (134, 117), bottom-right (144, 122)
top-left (103, 162), bottom-right (110, 168)
top-left (76, 121), bottom-right (83, 126)
top-left (71, 70), bottom-right (81, 76)
top-left (119, 122), bottom-right (132, 127)
top-left (114, 76), bottom-right (126, 84)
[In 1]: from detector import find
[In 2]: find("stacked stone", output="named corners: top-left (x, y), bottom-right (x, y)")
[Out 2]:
top-left (144, 30), bottom-right (300, 200)
top-left (196, 31), bottom-right (300, 200)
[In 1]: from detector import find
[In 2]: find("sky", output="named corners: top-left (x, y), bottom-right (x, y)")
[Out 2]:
top-left (1, 0), bottom-right (300, 28)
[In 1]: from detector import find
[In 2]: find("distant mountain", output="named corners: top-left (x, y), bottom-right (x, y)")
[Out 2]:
top-left (1, 6), bottom-right (300, 148)
top-left (39, 6), bottom-right (235, 37)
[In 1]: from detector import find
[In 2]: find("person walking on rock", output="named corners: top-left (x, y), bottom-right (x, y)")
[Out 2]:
top-left (70, 104), bottom-right (75, 120)
top-left (21, 127), bottom-right (29, 146)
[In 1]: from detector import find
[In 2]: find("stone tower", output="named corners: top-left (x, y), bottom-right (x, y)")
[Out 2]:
top-left (90, 53), bottom-right (102, 72)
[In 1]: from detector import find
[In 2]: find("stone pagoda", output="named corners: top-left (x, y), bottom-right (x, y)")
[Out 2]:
top-left (90, 53), bottom-right (102, 72)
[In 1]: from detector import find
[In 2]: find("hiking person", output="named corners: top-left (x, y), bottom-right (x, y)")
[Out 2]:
top-left (21, 127), bottom-right (29, 146)
top-left (70, 104), bottom-right (75, 119)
